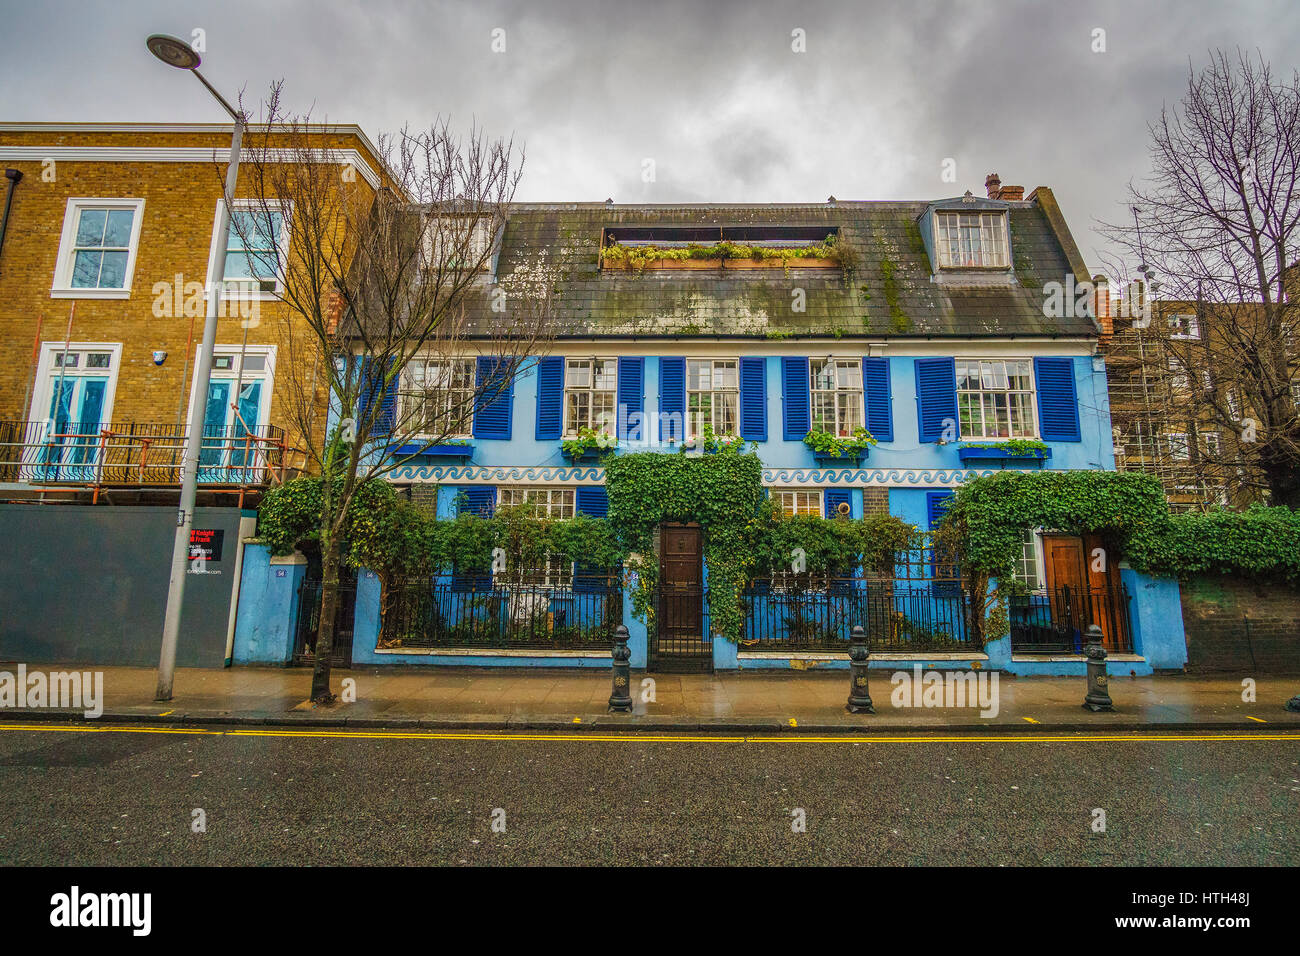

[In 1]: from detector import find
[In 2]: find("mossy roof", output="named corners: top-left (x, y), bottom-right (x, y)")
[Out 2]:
top-left (462, 201), bottom-right (1097, 339)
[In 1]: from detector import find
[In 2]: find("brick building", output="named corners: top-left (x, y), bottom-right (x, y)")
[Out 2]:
top-left (0, 122), bottom-right (385, 504)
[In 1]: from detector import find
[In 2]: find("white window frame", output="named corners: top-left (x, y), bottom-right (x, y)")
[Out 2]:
top-left (1168, 312), bottom-right (1201, 340)
top-left (563, 357), bottom-right (618, 437)
top-left (933, 210), bottom-right (1009, 269)
top-left (686, 358), bottom-right (740, 441)
top-left (399, 356), bottom-right (476, 439)
top-left (955, 358), bottom-right (1038, 440)
top-left (205, 199), bottom-right (291, 300)
top-left (51, 198), bottom-right (146, 299)
top-left (1011, 528), bottom-right (1046, 592)
top-left (496, 486), bottom-right (576, 587)
top-left (27, 341), bottom-right (123, 426)
top-left (809, 357), bottom-right (864, 436)
top-left (422, 215), bottom-right (495, 273)
top-left (1199, 431), bottom-right (1221, 458)
top-left (1164, 431), bottom-right (1190, 461)
top-left (774, 489), bottom-right (822, 518)
top-left (184, 343), bottom-right (277, 437)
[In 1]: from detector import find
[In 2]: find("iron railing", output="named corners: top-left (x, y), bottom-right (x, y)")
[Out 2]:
top-left (0, 420), bottom-right (286, 495)
top-left (293, 581), bottom-right (356, 667)
top-left (1009, 584), bottom-right (1134, 654)
top-left (651, 585), bottom-right (714, 671)
top-left (380, 571), bottom-right (622, 650)
top-left (736, 577), bottom-right (976, 652)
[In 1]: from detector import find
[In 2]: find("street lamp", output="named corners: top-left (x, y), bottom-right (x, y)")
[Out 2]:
top-left (147, 34), bottom-right (246, 700)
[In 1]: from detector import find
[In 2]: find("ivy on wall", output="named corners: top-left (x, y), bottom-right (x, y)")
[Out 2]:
top-left (936, 470), bottom-right (1300, 585)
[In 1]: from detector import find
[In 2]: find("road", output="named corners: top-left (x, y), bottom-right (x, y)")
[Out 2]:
top-left (0, 724), bottom-right (1296, 865)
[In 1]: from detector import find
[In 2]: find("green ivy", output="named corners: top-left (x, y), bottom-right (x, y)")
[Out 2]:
top-left (605, 448), bottom-right (765, 641)
top-left (959, 438), bottom-right (1050, 456)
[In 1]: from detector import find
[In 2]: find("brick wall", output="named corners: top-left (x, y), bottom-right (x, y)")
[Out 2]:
top-left (1180, 573), bottom-right (1300, 674)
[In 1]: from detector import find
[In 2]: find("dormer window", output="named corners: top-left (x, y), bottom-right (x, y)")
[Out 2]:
top-left (934, 211), bottom-right (1008, 269)
top-left (423, 215), bottom-right (494, 272)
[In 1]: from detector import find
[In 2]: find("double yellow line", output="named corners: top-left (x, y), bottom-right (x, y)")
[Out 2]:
top-left (0, 722), bottom-right (1297, 745)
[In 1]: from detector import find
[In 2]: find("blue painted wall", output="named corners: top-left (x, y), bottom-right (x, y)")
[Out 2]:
top-left (232, 544), bottom-right (304, 664)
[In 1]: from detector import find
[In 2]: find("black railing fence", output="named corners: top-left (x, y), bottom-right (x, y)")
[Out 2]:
top-left (381, 571), bottom-right (622, 650)
top-left (1009, 584), bottom-right (1134, 654)
top-left (293, 581), bottom-right (356, 667)
top-left (737, 577), bottom-right (976, 652)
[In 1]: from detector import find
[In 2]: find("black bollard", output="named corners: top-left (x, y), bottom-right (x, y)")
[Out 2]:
top-left (846, 624), bottom-right (874, 714)
top-left (1082, 624), bottom-right (1114, 712)
top-left (608, 624), bottom-right (633, 713)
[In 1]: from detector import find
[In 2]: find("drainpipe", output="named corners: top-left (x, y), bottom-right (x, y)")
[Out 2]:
top-left (0, 168), bottom-right (23, 279)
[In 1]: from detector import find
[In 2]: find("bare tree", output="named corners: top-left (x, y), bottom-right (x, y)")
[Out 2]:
top-left (232, 84), bottom-right (561, 701)
top-left (1101, 50), bottom-right (1300, 508)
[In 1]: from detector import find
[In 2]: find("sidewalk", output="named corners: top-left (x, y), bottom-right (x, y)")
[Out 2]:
top-left (2, 664), bottom-right (1299, 732)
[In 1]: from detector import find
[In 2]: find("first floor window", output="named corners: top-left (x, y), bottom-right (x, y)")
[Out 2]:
top-left (956, 358), bottom-right (1036, 439)
top-left (775, 489), bottom-right (822, 517)
top-left (401, 357), bottom-right (475, 437)
top-left (1199, 431), bottom-right (1221, 458)
top-left (564, 358), bottom-right (617, 436)
top-left (1164, 431), bottom-right (1190, 461)
top-left (55, 200), bottom-right (144, 292)
top-left (810, 358), bottom-right (863, 436)
top-left (497, 486), bottom-right (575, 585)
top-left (687, 359), bottom-right (739, 439)
top-left (223, 205), bottom-right (286, 290)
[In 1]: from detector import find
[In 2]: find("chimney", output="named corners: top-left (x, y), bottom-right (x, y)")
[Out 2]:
top-left (984, 172), bottom-right (1024, 201)
top-left (1092, 274), bottom-right (1113, 341)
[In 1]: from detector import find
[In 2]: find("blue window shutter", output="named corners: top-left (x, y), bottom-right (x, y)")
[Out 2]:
top-left (824, 488), bottom-right (852, 518)
top-left (535, 356), bottom-right (563, 440)
top-left (915, 358), bottom-right (958, 443)
top-left (927, 491), bottom-right (953, 529)
top-left (1034, 356), bottom-right (1081, 441)
top-left (460, 485), bottom-right (497, 517)
top-left (473, 356), bottom-right (513, 440)
top-left (927, 491), bottom-right (960, 596)
top-left (617, 357), bottom-right (644, 439)
top-left (781, 356), bottom-right (810, 440)
top-left (862, 357), bottom-right (893, 442)
top-left (356, 356), bottom-right (397, 437)
top-left (659, 357), bottom-right (685, 442)
top-left (575, 485), bottom-right (609, 517)
top-left (739, 356), bottom-right (767, 441)
top-left (574, 485), bottom-right (612, 592)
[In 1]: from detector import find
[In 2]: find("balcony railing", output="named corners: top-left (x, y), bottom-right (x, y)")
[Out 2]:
top-left (0, 420), bottom-right (286, 496)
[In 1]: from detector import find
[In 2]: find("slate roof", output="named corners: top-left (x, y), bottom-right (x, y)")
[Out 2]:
top-left (458, 197), bottom-right (1100, 340)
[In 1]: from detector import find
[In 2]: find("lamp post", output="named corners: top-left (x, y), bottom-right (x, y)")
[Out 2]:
top-left (147, 34), bottom-right (246, 700)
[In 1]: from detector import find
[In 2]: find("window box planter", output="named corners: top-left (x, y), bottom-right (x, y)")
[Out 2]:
top-left (561, 445), bottom-right (616, 464)
top-left (601, 257), bottom-right (839, 272)
top-left (957, 445), bottom-right (1051, 465)
top-left (813, 447), bottom-right (868, 465)
top-left (394, 441), bottom-right (474, 460)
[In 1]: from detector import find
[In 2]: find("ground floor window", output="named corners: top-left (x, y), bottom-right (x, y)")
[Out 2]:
top-left (774, 489), bottom-right (822, 517)
top-left (497, 485), bottom-right (575, 585)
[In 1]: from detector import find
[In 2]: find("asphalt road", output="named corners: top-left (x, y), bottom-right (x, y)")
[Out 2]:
top-left (0, 725), bottom-right (1296, 865)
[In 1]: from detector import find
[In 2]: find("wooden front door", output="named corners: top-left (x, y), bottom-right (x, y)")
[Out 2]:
top-left (654, 524), bottom-right (710, 670)
top-left (1042, 533), bottom-right (1125, 650)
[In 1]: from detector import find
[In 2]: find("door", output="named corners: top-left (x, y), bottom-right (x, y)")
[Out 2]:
top-left (653, 524), bottom-right (711, 671)
top-left (40, 370), bottom-right (108, 481)
top-left (199, 378), bottom-right (264, 482)
top-left (1042, 534), bottom-right (1087, 650)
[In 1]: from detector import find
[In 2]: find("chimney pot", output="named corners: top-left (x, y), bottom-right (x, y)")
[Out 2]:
top-left (985, 173), bottom-right (1001, 198)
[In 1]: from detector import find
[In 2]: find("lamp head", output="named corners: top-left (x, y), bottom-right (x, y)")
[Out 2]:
top-left (146, 34), bottom-right (201, 70)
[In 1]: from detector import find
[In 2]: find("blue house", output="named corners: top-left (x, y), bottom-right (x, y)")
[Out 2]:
top-left (235, 178), bottom-right (1187, 675)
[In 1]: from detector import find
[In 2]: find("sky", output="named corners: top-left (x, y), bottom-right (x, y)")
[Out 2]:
top-left (1, 0), bottom-right (1297, 268)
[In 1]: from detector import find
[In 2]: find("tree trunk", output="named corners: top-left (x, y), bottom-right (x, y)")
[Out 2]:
top-left (310, 538), bottom-right (342, 703)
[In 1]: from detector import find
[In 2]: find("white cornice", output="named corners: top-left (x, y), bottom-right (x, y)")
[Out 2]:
top-left (0, 145), bottom-right (380, 189)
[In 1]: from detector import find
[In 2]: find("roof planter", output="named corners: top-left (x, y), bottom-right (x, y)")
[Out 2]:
top-left (957, 444), bottom-right (1051, 466)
